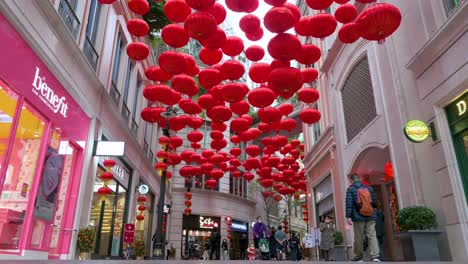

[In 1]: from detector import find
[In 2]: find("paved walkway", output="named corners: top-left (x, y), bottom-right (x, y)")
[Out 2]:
top-left (0, 261), bottom-right (459, 264)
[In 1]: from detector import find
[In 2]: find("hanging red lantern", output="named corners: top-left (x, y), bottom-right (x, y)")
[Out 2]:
top-left (307, 14), bottom-right (337, 39)
top-left (158, 51), bottom-right (187, 75)
top-left (264, 6), bottom-right (295, 33)
top-left (128, 0), bottom-right (150, 15)
top-left (301, 68), bottom-right (319, 83)
top-left (200, 27), bottom-right (227, 49)
top-left (187, 130), bottom-right (204, 143)
top-left (296, 44), bottom-right (321, 65)
top-left (338, 22), bottom-right (360, 44)
top-left (300, 108), bottom-right (321, 124)
top-left (273, 194), bottom-right (282, 202)
top-left (220, 60), bottom-right (245, 81)
top-left (356, 0), bottom-right (376, 3)
top-left (100, 172), bottom-right (114, 183)
top-left (268, 67), bottom-right (304, 99)
top-left (246, 145), bottom-right (261, 157)
top-left (231, 170), bottom-right (242, 178)
top-left (143, 84), bottom-right (170, 102)
top-left (335, 0), bottom-right (350, 3)
top-left (199, 48), bottom-right (223, 66)
top-left (278, 103), bottom-right (294, 116)
top-left (138, 205), bottom-right (147, 211)
top-left (185, 200), bottom-right (192, 207)
top-left (230, 148), bottom-right (242, 157)
top-left (210, 131), bottom-right (224, 141)
top-left (206, 2), bottom-right (226, 24)
top-left (98, 186), bottom-right (112, 200)
top-left (103, 159), bottom-right (116, 167)
top-left (222, 83), bottom-right (249, 103)
top-left (212, 122), bottom-right (227, 132)
top-left (306, 0), bottom-right (333, 10)
top-left (141, 107), bottom-right (165, 123)
top-left (258, 107), bottom-right (283, 124)
top-left (355, 3), bottom-right (401, 43)
top-left (198, 69), bottom-right (222, 89)
top-left (225, 0), bottom-right (259, 13)
top-left (298, 88), bottom-right (320, 104)
top-left (187, 117), bottom-right (204, 129)
top-left (164, 0), bottom-right (191, 23)
top-left (184, 54), bottom-right (199, 76)
top-left (268, 33), bottom-right (301, 61)
top-left (222, 36), bottom-right (244, 57)
top-left (270, 60), bottom-right (290, 70)
top-left (295, 16), bottom-right (311, 36)
top-left (207, 105), bottom-right (232, 123)
top-left (197, 94), bottom-right (215, 110)
top-left (335, 3), bottom-right (358, 24)
top-left (169, 116), bottom-right (188, 131)
top-left (184, 12), bottom-right (217, 39)
top-left (245, 45), bottom-right (264, 62)
top-left (185, 0), bottom-right (215, 10)
top-left (185, 192), bottom-right (192, 200)
top-left (280, 118), bottom-right (297, 132)
top-left (127, 42), bottom-right (149, 61)
top-left (184, 208), bottom-right (192, 215)
top-left (248, 87), bottom-right (275, 108)
top-left (264, 0), bottom-right (287, 6)
top-left (145, 66), bottom-right (172, 82)
top-left (136, 214), bottom-right (145, 221)
top-left (170, 136), bottom-right (183, 149)
top-left (239, 14), bottom-right (261, 34)
top-left (161, 24), bottom-right (189, 48)
top-left (127, 19), bottom-right (149, 37)
top-left (283, 2), bottom-right (300, 23)
top-left (261, 179), bottom-right (274, 188)
top-left (248, 63), bottom-right (271, 84)
top-left (205, 179), bottom-right (218, 189)
top-left (246, 27), bottom-right (264, 41)
top-left (98, 0), bottom-right (115, 4)
top-left (172, 74), bottom-right (198, 97)
top-left (230, 101), bottom-right (250, 116)
top-left (303, 217), bottom-right (309, 222)
top-left (244, 172), bottom-right (254, 181)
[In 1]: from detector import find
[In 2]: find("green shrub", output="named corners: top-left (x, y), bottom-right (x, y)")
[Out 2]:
top-left (397, 206), bottom-right (438, 231)
top-left (334, 230), bottom-right (343, 245)
top-left (77, 227), bottom-right (95, 253)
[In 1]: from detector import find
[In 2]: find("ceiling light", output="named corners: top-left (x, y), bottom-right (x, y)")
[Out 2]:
top-left (34, 131), bottom-right (39, 137)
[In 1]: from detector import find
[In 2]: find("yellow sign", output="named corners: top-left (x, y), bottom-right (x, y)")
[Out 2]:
top-left (404, 120), bottom-right (430, 143)
top-left (456, 100), bottom-right (467, 116)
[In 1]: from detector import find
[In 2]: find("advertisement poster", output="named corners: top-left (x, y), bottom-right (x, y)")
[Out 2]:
top-left (34, 147), bottom-right (63, 221)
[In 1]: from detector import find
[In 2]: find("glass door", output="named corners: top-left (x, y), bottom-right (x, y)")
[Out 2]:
top-left (453, 129), bottom-right (468, 202)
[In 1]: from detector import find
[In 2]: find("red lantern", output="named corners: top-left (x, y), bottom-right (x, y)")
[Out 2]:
top-left (207, 105), bottom-right (232, 123)
top-left (245, 45), bottom-right (264, 62)
top-left (244, 172), bottom-right (254, 181)
top-left (264, 0), bottom-right (287, 6)
top-left (261, 179), bottom-right (274, 188)
top-left (355, 3), bottom-right (401, 43)
top-left (164, 0), bottom-right (191, 23)
top-left (198, 94), bottom-right (215, 109)
top-left (170, 136), bottom-right (183, 149)
top-left (335, 3), bottom-right (358, 24)
top-left (301, 68), bottom-right (319, 83)
top-left (267, 33), bottom-right (301, 61)
top-left (143, 84), bottom-right (170, 102)
top-left (212, 122), bottom-right (227, 132)
top-left (271, 60), bottom-right (290, 70)
top-left (283, 2), bottom-right (300, 23)
top-left (136, 214), bottom-right (145, 221)
top-left (303, 217), bottom-right (309, 222)
top-left (230, 148), bottom-right (242, 157)
top-left (222, 83), bottom-right (249, 103)
top-left (356, 0), bottom-right (376, 3)
top-left (335, 0), bottom-right (350, 3)
top-left (239, 14), bottom-right (261, 34)
top-left (246, 145), bottom-right (261, 157)
top-left (264, 6), bottom-right (295, 33)
top-left (185, 200), bottom-right (192, 207)
top-left (98, 0), bottom-right (115, 4)
top-left (141, 107), bottom-right (165, 123)
top-left (145, 66), bottom-right (172, 82)
top-left (206, 3), bottom-right (226, 24)
top-left (161, 24), bottom-right (189, 48)
top-left (184, 12), bottom-right (217, 39)
top-left (258, 107), bottom-right (282, 124)
top-left (273, 194), bottom-right (282, 202)
top-left (210, 130), bottom-right (224, 141)
top-left (155, 162), bottom-right (168, 171)
top-left (222, 36), bottom-right (244, 57)
top-left (295, 16), bottom-right (311, 36)
top-left (268, 67), bottom-right (304, 99)
top-left (296, 44), bottom-right (321, 65)
top-left (199, 48), bottom-right (223, 66)
top-left (338, 22), bottom-right (360, 43)
top-left (249, 63), bottom-right (271, 84)
top-left (205, 179), bottom-right (218, 189)
top-left (185, 192), bottom-right (192, 200)
top-left (100, 172), bottom-right (114, 182)
top-left (103, 159), bottom-right (116, 167)
top-left (188, 117), bottom-right (204, 129)
top-left (220, 60), bottom-right (245, 81)
top-left (127, 42), bottom-right (149, 61)
top-left (280, 118), bottom-right (297, 132)
top-left (98, 186), bottom-right (112, 198)
top-left (232, 170), bottom-right (242, 178)
top-left (306, 0), bottom-right (333, 10)
top-left (230, 101), bottom-right (250, 116)
top-left (298, 88), bottom-right (320, 104)
top-left (300, 108), bottom-right (321, 124)
top-left (184, 54), bottom-right (199, 76)
top-left (138, 205), bottom-right (147, 211)
top-left (248, 87), bottom-right (275, 108)
top-left (127, 19), bottom-right (149, 37)
top-left (137, 196), bottom-right (147, 203)
top-left (184, 208), bottom-right (192, 215)
top-left (246, 27), bottom-right (264, 41)
top-left (307, 14), bottom-right (337, 39)
top-left (185, 0), bottom-right (215, 10)
top-left (200, 27), bottom-right (227, 49)
top-left (128, 0), bottom-right (150, 15)
top-left (169, 116), bottom-right (187, 132)
top-left (173, 74), bottom-right (198, 97)
top-left (225, 0), bottom-right (259, 13)
top-left (198, 69), bottom-right (222, 89)
top-left (158, 51), bottom-right (187, 75)
top-left (278, 103), bottom-right (294, 116)
top-left (187, 130), bottom-right (204, 143)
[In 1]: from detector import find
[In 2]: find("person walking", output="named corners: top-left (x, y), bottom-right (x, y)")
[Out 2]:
top-left (239, 233), bottom-right (249, 260)
top-left (319, 216), bottom-right (335, 261)
top-left (221, 238), bottom-right (229, 260)
top-left (275, 225), bottom-right (287, 260)
top-left (346, 174), bottom-right (380, 262)
top-left (288, 231), bottom-right (301, 261)
top-left (209, 227), bottom-right (221, 260)
top-left (375, 205), bottom-right (385, 261)
top-left (269, 226), bottom-right (277, 260)
top-left (253, 216), bottom-right (270, 251)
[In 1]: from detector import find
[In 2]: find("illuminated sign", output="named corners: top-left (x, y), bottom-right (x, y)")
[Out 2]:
top-left (138, 184), bottom-right (149, 195)
top-left (199, 216), bottom-right (216, 229)
top-left (164, 204), bottom-right (171, 214)
top-left (456, 100), bottom-right (467, 116)
top-left (94, 141), bottom-right (126, 157)
top-left (404, 120), bottom-right (430, 143)
top-left (32, 67), bottom-right (68, 117)
top-left (231, 222), bottom-right (247, 232)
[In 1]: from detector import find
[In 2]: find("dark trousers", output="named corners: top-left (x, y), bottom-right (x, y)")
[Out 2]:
top-left (322, 248), bottom-right (334, 261)
top-left (377, 236), bottom-right (384, 260)
top-left (240, 250), bottom-right (246, 260)
top-left (210, 248), bottom-right (220, 260)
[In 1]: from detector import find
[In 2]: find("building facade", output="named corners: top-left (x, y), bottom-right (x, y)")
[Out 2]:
top-left (0, 0), bottom-right (167, 259)
top-left (301, 0), bottom-right (468, 261)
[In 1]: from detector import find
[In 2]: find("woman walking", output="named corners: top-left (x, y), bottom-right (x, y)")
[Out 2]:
top-left (320, 216), bottom-right (336, 261)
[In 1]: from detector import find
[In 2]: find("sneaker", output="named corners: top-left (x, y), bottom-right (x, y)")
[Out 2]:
top-left (372, 258), bottom-right (382, 262)
top-left (350, 257), bottom-right (363, 262)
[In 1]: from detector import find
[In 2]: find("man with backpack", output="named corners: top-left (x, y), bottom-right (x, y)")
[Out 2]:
top-left (346, 174), bottom-right (380, 262)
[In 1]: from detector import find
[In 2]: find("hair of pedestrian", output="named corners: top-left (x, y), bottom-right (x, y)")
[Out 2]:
top-left (350, 174), bottom-right (360, 182)
top-left (277, 225), bottom-right (282, 230)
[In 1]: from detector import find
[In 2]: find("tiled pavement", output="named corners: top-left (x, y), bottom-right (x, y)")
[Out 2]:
top-left (0, 261), bottom-right (460, 264)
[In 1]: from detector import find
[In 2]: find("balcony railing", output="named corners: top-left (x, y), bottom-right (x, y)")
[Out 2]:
top-left (58, 0), bottom-right (80, 38)
top-left (121, 103), bottom-right (130, 123)
top-left (83, 35), bottom-right (99, 70)
top-left (110, 81), bottom-right (121, 107)
top-left (443, 0), bottom-right (463, 15)
top-left (131, 118), bottom-right (139, 134)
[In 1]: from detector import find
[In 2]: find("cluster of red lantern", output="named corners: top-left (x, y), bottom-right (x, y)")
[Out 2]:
top-left (283, 219), bottom-right (289, 233)
top-left (184, 191), bottom-right (192, 216)
top-left (226, 216), bottom-right (233, 240)
top-left (97, 159), bottom-right (116, 201)
top-left (302, 202), bottom-right (309, 222)
top-left (162, 214), bottom-right (167, 233)
top-left (136, 195), bottom-right (147, 221)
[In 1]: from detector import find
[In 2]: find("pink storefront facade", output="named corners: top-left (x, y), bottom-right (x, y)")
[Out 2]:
top-left (0, 13), bottom-right (90, 258)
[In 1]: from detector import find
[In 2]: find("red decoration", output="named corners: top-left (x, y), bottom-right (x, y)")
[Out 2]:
top-left (245, 45), bottom-right (264, 62)
top-left (103, 159), bottom-right (116, 167)
top-left (184, 208), bottom-right (192, 215)
top-left (335, 0), bottom-right (350, 3)
top-left (248, 87), bottom-right (275, 108)
top-left (206, 3), bottom-right (226, 25)
top-left (264, 6), bottom-right (296, 33)
top-left (198, 69), bottom-right (222, 89)
top-left (137, 196), bottom-right (147, 203)
top-left (335, 3), bottom-right (358, 24)
top-left (141, 107), bottom-right (164, 123)
top-left (158, 51), bottom-right (187, 75)
top-left (222, 83), bottom-right (249, 103)
top-left (184, 12), bottom-right (217, 39)
top-left (281, 118), bottom-right (297, 132)
top-left (296, 44), bottom-right (321, 65)
top-left (188, 117), bottom-right (204, 129)
top-left (356, 0), bottom-right (376, 3)
top-left (246, 145), bottom-right (261, 157)
top-left (200, 27), bottom-right (227, 49)
top-left (273, 194), bottom-right (282, 202)
top-left (239, 14), bottom-right (261, 34)
top-left (283, 2), bottom-right (300, 23)
top-left (300, 108), bottom-right (321, 124)
top-left (198, 94), bottom-right (215, 109)
top-left (244, 172), bottom-right (254, 181)
top-left (307, 14), bottom-right (337, 39)
top-left (306, 0), bottom-right (333, 10)
top-left (246, 27), bottom-right (264, 41)
top-left (185, 0), bottom-right (215, 10)
top-left (225, 0), bottom-right (259, 13)
top-left (145, 66), bottom-right (172, 82)
top-left (221, 60), bottom-right (245, 80)
top-left (278, 103), bottom-right (294, 116)
top-left (298, 88), bottom-right (320, 104)
top-left (268, 33), bottom-right (301, 61)
top-left (136, 214), bottom-right (145, 221)
top-left (258, 107), bottom-right (283, 124)
top-left (127, 19), bottom-right (149, 37)
top-left (230, 101), bottom-right (250, 116)
top-left (264, 0), bottom-right (287, 6)
top-left (187, 130), bottom-right (204, 143)
top-left (268, 67), bottom-right (304, 99)
top-left (127, 42), bottom-right (149, 61)
top-left (261, 179), bottom-right (274, 188)
top-left (161, 24), bottom-right (189, 48)
top-left (249, 63), bottom-right (271, 84)
top-left (199, 48), bottom-right (223, 66)
top-left (185, 200), bottom-right (192, 207)
top-left (356, 3), bottom-right (402, 43)
top-left (164, 0), bottom-right (191, 23)
top-left (138, 205), bottom-right (147, 211)
top-left (271, 60), bottom-right (290, 70)
top-left (222, 36), bottom-right (244, 57)
top-left (185, 192), bottom-right (192, 200)
top-left (98, 0), bottom-right (115, 4)
top-left (338, 22), bottom-right (360, 43)
top-left (207, 105), bottom-right (232, 123)
top-left (301, 68), bottom-right (319, 83)
top-left (128, 0), bottom-right (150, 15)
top-left (212, 122), bottom-right (227, 131)
top-left (295, 16), bottom-right (310, 36)
top-left (206, 179), bottom-right (218, 189)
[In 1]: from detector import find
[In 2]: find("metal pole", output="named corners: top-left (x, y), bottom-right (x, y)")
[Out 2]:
top-left (153, 127), bottom-right (170, 259)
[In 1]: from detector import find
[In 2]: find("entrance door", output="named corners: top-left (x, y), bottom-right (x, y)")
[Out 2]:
top-left (452, 129), bottom-right (468, 200)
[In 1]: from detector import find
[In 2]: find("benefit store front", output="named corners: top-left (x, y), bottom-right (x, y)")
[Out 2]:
top-left (0, 13), bottom-right (90, 258)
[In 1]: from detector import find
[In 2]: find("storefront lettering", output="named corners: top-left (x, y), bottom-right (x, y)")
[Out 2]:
top-left (231, 222), bottom-right (247, 231)
top-left (111, 165), bottom-right (126, 182)
top-left (32, 67), bottom-right (68, 118)
top-left (456, 100), bottom-right (467, 116)
top-left (199, 216), bottom-right (215, 229)
top-left (404, 120), bottom-right (430, 143)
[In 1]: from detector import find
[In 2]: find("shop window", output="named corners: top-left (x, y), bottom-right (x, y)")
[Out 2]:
top-left (0, 95), bottom-right (46, 250)
top-left (110, 33), bottom-right (124, 106)
top-left (58, 0), bottom-right (81, 38)
top-left (230, 173), bottom-right (247, 198)
top-left (83, 0), bottom-right (102, 69)
top-left (443, 0), bottom-right (462, 16)
top-left (121, 61), bottom-right (133, 123)
top-left (341, 57), bottom-right (377, 142)
top-left (134, 183), bottom-right (154, 256)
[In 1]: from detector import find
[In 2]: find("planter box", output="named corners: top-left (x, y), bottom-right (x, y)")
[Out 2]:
top-left (333, 245), bottom-right (350, 261)
top-left (396, 230), bottom-right (442, 261)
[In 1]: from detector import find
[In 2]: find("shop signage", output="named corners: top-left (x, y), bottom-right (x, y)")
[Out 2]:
top-left (231, 221), bottom-right (247, 232)
top-left (164, 204), bottom-right (171, 214)
top-left (94, 141), bottom-right (126, 157)
top-left (404, 120), bottom-right (430, 143)
top-left (138, 184), bottom-right (149, 195)
top-left (32, 67), bottom-right (69, 118)
top-left (124, 223), bottom-right (135, 244)
top-left (199, 216), bottom-right (217, 229)
top-left (98, 157), bottom-right (130, 188)
top-left (456, 100), bottom-right (467, 116)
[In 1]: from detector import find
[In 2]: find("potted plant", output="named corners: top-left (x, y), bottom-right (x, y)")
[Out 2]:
top-left (333, 230), bottom-right (347, 261)
top-left (134, 240), bottom-right (145, 260)
top-left (77, 227), bottom-right (95, 260)
top-left (396, 206), bottom-right (441, 261)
